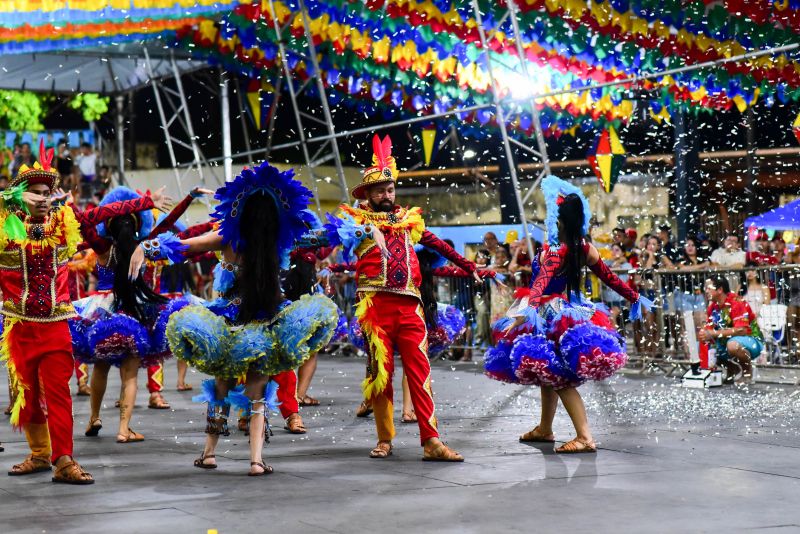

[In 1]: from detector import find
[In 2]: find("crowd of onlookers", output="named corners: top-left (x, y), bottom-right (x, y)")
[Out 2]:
top-left (0, 141), bottom-right (110, 205)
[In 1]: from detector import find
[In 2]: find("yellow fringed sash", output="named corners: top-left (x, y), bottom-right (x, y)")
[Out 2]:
top-left (0, 318), bottom-right (26, 427)
top-left (356, 292), bottom-right (391, 400)
top-left (340, 204), bottom-right (425, 243)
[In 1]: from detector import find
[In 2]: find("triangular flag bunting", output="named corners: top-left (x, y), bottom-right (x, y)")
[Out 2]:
top-left (421, 127), bottom-right (436, 166)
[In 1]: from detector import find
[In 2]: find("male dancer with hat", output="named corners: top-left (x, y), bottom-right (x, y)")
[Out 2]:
top-left (326, 135), bottom-right (485, 461)
top-left (0, 141), bottom-right (170, 484)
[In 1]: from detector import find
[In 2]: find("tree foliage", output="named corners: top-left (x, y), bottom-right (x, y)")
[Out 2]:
top-left (0, 90), bottom-right (46, 131)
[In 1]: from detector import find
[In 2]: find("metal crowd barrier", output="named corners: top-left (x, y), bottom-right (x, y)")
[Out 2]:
top-left (323, 265), bottom-right (800, 380)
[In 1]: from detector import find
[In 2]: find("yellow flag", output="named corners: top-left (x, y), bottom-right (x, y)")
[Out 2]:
top-left (422, 128), bottom-right (436, 166)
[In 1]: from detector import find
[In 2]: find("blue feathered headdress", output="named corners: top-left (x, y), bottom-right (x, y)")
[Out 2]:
top-left (541, 175), bottom-right (591, 246)
top-left (97, 186), bottom-right (154, 239)
top-left (211, 161), bottom-right (316, 269)
top-left (413, 244), bottom-right (448, 269)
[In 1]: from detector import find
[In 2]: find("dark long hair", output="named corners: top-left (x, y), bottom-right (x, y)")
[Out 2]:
top-left (416, 249), bottom-right (439, 329)
top-left (108, 215), bottom-right (167, 321)
top-left (283, 258), bottom-right (316, 302)
top-left (557, 193), bottom-right (586, 297)
top-left (237, 193), bottom-right (283, 323)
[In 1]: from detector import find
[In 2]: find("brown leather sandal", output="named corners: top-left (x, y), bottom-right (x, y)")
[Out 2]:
top-left (176, 383), bottom-right (194, 392)
top-left (148, 392), bottom-right (171, 410)
top-left (116, 428), bottom-right (145, 443)
top-left (248, 461), bottom-right (274, 476)
top-left (193, 454), bottom-right (217, 470)
top-left (52, 458), bottom-right (94, 485)
top-left (298, 395), bottom-right (320, 407)
top-left (284, 413), bottom-right (307, 434)
top-left (369, 441), bottom-right (392, 459)
top-left (401, 411), bottom-right (417, 424)
top-left (519, 426), bottom-right (556, 443)
top-left (355, 400), bottom-right (373, 418)
top-left (238, 417), bottom-right (249, 435)
top-left (422, 442), bottom-right (464, 462)
top-left (555, 438), bottom-right (597, 454)
top-left (8, 455), bottom-right (52, 476)
top-left (77, 383), bottom-right (91, 396)
top-left (85, 417), bottom-right (102, 437)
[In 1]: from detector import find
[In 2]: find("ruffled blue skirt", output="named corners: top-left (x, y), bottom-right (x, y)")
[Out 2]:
top-left (484, 294), bottom-right (626, 389)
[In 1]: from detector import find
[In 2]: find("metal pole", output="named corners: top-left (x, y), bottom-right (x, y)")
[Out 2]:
top-left (115, 94), bottom-right (126, 186)
top-left (506, 0), bottom-right (550, 175)
top-left (143, 48), bottom-right (184, 196)
top-left (233, 77), bottom-right (254, 166)
top-left (297, 0), bottom-right (349, 203)
top-left (471, 0), bottom-right (535, 260)
top-left (220, 71), bottom-right (233, 182)
top-left (170, 51), bottom-right (207, 187)
top-left (266, 0), bottom-right (322, 212)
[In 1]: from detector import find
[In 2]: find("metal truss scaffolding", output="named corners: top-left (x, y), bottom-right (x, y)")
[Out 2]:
top-left (470, 0), bottom-right (551, 260)
top-left (266, 0), bottom-right (349, 208)
top-left (143, 48), bottom-right (222, 196)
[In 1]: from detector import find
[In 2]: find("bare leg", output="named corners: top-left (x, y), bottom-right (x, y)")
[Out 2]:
top-left (538, 386), bottom-right (559, 435)
top-left (244, 370), bottom-right (270, 475)
top-left (117, 356), bottom-right (140, 438)
top-left (199, 378), bottom-right (236, 466)
top-left (296, 353), bottom-right (318, 401)
top-left (176, 359), bottom-right (190, 389)
top-left (89, 361), bottom-right (111, 422)
top-left (401, 373), bottom-right (415, 420)
top-left (727, 341), bottom-right (753, 381)
top-left (555, 387), bottom-right (593, 444)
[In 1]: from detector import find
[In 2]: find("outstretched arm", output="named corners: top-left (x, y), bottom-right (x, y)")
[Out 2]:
top-left (432, 266), bottom-right (496, 279)
top-left (76, 196), bottom-right (156, 254)
top-left (148, 187), bottom-right (212, 238)
top-left (584, 243), bottom-right (639, 303)
top-left (418, 230), bottom-right (477, 274)
top-left (129, 230), bottom-right (223, 279)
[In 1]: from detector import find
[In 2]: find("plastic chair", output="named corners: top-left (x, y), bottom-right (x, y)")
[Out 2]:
top-left (757, 304), bottom-right (788, 365)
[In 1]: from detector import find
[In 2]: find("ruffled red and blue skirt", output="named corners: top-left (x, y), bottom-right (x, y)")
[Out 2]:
top-left (484, 291), bottom-right (626, 389)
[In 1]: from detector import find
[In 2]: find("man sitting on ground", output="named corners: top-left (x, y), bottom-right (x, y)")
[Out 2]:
top-left (698, 275), bottom-right (763, 384)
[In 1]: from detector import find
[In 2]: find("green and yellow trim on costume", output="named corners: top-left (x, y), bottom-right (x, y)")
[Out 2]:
top-left (1, 317), bottom-right (25, 427)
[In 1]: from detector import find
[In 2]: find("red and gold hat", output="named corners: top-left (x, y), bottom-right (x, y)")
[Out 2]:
top-left (351, 134), bottom-right (398, 200)
top-left (11, 139), bottom-right (60, 190)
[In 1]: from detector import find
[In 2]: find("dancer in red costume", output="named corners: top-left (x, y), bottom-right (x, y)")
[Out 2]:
top-left (323, 135), bottom-right (486, 461)
top-left (0, 142), bottom-right (165, 483)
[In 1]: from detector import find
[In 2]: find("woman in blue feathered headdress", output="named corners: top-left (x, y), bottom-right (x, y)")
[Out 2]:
top-left (484, 176), bottom-right (652, 454)
top-left (131, 161), bottom-right (338, 476)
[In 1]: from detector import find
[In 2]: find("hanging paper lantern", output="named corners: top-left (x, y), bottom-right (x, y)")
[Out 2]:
top-left (587, 126), bottom-right (626, 194)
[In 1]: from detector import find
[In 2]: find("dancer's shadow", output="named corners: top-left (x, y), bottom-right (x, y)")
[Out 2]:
top-left (522, 442), bottom-right (599, 487)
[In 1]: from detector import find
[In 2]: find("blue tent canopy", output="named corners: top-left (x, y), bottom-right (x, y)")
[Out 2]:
top-left (745, 199), bottom-right (800, 231)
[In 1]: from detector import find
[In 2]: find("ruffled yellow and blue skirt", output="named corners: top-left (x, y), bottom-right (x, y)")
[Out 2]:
top-left (166, 293), bottom-right (338, 379)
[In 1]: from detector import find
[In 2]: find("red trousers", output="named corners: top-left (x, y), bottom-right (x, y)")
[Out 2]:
top-left (74, 360), bottom-right (88, 386)
top-left (271, 369), bottom-right (298, 419)
top-left (358, 292), bottom-right (438, 444)
top-left (147, 362), bottom-right (164, 393)
top-left (4, 320), bottom-right (74, 461)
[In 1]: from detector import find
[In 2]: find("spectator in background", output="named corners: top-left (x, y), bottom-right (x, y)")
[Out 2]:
top-left (658, 224), bottom-right (681, 264)
top-left (473, 249), bottom-right (492, 347)
top-left (488, 244), bottom-right (513, 324)
top-left (747, 230), bottom-right (779, 266)
top-left (509, 239), bottom-right (536, 287)
top-left (771, 236), bottom-right (787, 264)
top-left (612, 227), bottom-right (626, 249)
top-left (56, 142), bottom-right (73, 178)
top-left (9, 142), bottom-right (33, 179)
top-left (699, 275), bottom-right (763, 383)
top-left (97, 165), bottom-right (112, 195)
top-left (696, 231), bottom-right (713, 258)
top-left (602, 243), bottom-right (632, 330)
top-left (0, 174), bottom-right (7, 191)
top-left (710, 234), bottom-right (746, 294)
top-left (76, 142), bottom-right (97, 200)
top-left (482, 231), bottom-right (500, 257)
top-left (674, 236), bottom-right (710, 353)
top-left (743, 261), bottom-right (771, 320)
